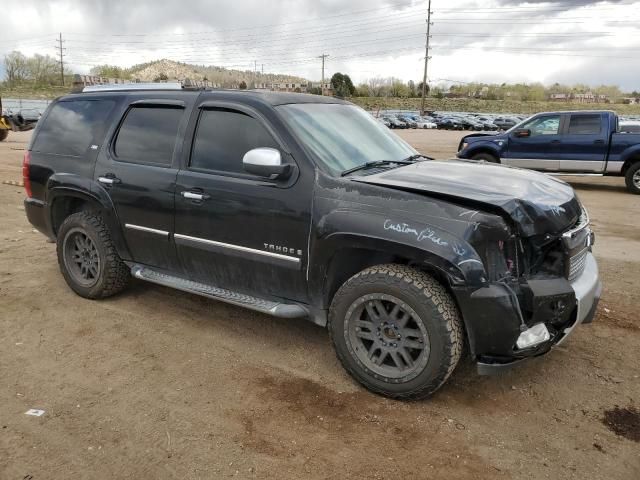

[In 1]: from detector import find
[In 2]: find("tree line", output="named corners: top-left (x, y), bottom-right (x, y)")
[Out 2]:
top-left (2, 51), bottom-right (65, 88)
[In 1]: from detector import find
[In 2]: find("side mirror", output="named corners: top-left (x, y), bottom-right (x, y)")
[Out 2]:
top-left (242, 148), bottom-right (291, 179)
top-left (514, 128), bottom-right (531, 138)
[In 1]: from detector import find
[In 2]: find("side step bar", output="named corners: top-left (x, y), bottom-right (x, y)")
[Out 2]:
top-left (131, 265), bottom-right (308, 319)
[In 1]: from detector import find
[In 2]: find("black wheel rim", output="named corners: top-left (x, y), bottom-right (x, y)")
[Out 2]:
top-left (63, 228), bottom-right (100, 287)
top-left (345, 293), bottom-right (430, 380)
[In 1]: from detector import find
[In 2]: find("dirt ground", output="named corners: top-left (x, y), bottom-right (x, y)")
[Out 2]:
top-left (1, 129), bottom-right (638, 480)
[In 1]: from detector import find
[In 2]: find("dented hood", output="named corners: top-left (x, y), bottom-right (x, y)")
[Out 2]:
top-left (355, 160), bottom-right (581, 237)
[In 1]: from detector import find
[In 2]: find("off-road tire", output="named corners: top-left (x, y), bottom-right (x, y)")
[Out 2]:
top-left (471, 152), bottom-right (499, 163)
top-left (0, 129), bottom-right (8, 142)
top-left (57, 211), bottom-right (130, 299)
top-left (624, 162), bottom-right (640, 195)
top-left (328, 264), bottom-right (464, 400)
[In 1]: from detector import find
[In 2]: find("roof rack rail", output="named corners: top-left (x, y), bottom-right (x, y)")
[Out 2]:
top-left (82, 82), bottom-right (183, 93)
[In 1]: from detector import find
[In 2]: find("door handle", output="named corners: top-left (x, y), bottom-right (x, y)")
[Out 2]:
top-left (594, 139), bottom-right (605, 144)
top-left (181, 191), bottom-right (210, 201)
top-left (98, 175), bottom-right (121, 185)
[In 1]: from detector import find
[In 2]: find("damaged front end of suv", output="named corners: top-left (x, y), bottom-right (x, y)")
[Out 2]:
top-left (354, 159), bottom-right (602, 373)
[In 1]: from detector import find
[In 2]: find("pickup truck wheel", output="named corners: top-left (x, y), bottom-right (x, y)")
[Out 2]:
top-left (57, 211), bottom-right (130, 299)
top-left (329, 264), bottom-right (463, 400)
top-left (471, 152), bottom-right (499, 163)
top-left (625, 163), bottom-right (640, 194)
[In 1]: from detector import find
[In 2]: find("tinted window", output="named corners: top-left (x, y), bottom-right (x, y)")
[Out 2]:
top-left (568, 115), bottom-right (602, 135)
top-left (190, 109), bottom-right (278, 174)
top-left (114, 106), bottom-right (183, 165)
top-left (521, 115), bottom-right (561, 136)
top-left (33, 100), bottom-right (115, 157)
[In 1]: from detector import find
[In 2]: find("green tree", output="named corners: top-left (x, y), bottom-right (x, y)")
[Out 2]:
top-left (239, 80), bottom-right (247, 89)
top-left (90, 64), bottom-right (130, 79)
top-left (330, 72), bottom-right (355, 97)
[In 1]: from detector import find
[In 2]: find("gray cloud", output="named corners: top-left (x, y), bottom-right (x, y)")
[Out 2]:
top-left (1, 0), bottom-right (638, 90)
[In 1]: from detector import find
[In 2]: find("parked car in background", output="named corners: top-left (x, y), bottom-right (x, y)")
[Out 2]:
top-left (383, 115), bottom-right (408, 129)
top-left (397, 115), bottom-right (418, 129)
top-left (457, 110), bottom-right (640, 194)
top-left (410, 115), bottom-right (437, 129)
top-left (459, 117), bottom-right (485, 131)
top-left (493, 116), bottom-right (519, 130)
top-left (619, 121), bottom-right (640, 133)
top-left (377, 117), bottom-right (391, 128)
top-left (436, 117), bottom-right (463, 130)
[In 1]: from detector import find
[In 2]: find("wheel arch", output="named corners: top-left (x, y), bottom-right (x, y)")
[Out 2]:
top-left (48, 187), bottom-right (132, 261)
top-left (467, 146), bottom-right (500, 162)
top-left (620, 149), bottom-right (640, 176)
top-left (317, 236), bottom-right (468, 311)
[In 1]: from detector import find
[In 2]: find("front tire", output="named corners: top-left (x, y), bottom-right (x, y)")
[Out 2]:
top-left (329, 264), bottom-right (464, 400)
top-left (625, 162), bottom-right (640, 195)
top-left (57, 211), bottom-right (130, 299)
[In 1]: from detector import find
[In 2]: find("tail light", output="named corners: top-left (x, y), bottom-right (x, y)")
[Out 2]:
top-left (23, 151), bottom-right (32, 198)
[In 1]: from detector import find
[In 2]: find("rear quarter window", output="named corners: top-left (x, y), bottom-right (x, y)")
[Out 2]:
top-left (568, 114), bottom-right (602, 135)
top-left (32, 100), bottom-right (116, 157)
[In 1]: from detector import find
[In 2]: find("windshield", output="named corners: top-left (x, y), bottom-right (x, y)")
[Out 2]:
top-left (277, 103), bottom-right (417, 175)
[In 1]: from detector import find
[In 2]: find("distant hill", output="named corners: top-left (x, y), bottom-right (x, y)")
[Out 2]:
top-left (110, 59), bottom-right (308, 88)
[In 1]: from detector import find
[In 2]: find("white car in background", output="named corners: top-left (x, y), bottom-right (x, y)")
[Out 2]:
top-left (412, 115), bottom-right (437, 129)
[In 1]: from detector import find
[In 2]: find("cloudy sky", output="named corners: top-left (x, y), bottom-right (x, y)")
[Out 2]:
top-left (1, 0), bottom-right (639, 90)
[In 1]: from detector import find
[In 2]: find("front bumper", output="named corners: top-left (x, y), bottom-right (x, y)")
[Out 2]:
top-left (454, 250), bottom-right (601, 374)
top-left (476, 252), bottom-right (601, 374)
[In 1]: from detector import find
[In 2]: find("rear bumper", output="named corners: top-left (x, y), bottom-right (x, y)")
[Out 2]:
top-left (476, 252), bottom-right (601, 374)
top-left (24, 198), bottom-right (54, 239)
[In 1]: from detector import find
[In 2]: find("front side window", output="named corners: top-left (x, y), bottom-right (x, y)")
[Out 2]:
top-left (568, 114), bottom-right (602, 135)
top-left (114, 106), bottom-right (183, 165)
top-left (277, 103), bottom-right (416, 175)
top-left (520, 115), bottom-right (561, 136)
top-left (190, 109), bottom-right (278, 174)
top-left (32, 100), bottom-right (116, 157)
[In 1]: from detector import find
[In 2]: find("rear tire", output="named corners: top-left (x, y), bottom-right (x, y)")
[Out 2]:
top-left (625, 162), bottom-right (640, 195)
top-left (329, 264), bottom-right (464, 400)
top-left (471, 152), bottom-right (499, 163)
top-left (57, 211), bottom-right (130, 299)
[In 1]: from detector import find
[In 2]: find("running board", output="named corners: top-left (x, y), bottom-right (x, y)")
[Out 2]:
top-left (131, 265), bottom-right (308, 319)
top-left (548, 173), bottom-right (604, 177)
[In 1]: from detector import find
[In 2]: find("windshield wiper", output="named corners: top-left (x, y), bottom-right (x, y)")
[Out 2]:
top-left (404, 153), bottom-right (434, 161)
top-left (341, 160), bottom-right (412, 177)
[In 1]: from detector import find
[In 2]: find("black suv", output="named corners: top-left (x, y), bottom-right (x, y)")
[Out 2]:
top-left (23, 85), bottom-right (601, 399)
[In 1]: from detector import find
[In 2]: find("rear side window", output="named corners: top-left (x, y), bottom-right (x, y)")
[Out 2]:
top-left (568, 115), bottom-right (602, 135)
top-left (190, 109), bottom-right (278, 174)
top-left (114, 106), bottom-right (183, 166)
top-left (32, 100), bottom-right (115, 157)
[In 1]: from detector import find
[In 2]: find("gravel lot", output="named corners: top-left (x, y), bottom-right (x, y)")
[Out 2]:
top-left (1, 129), bottom-right (639, 480)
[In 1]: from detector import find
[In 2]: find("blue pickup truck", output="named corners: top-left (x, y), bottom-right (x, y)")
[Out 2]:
top-left (457, 110), bottom-right (640, 194)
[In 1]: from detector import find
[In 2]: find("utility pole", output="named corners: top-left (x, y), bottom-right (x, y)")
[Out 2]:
top-left (318, 54), bottom-right (329, 95)
top-left (56, 32), bottom-right (66, 86)
top-left (420, 0), bottom-right (433, 115)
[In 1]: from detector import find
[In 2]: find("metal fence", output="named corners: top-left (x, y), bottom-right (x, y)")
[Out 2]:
top-left (2, 99), bottom-right (52, 114)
